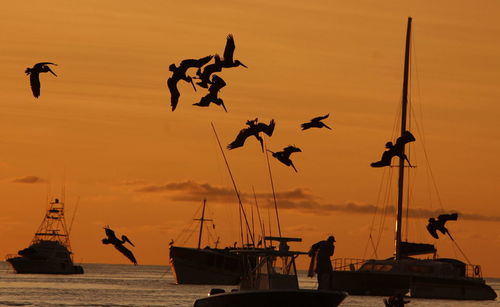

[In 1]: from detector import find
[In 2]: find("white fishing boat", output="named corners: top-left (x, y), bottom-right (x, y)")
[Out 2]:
top-left (6, 197), bottom-right (84, 274)
top-left (330, 17), bottom-right (496, 300)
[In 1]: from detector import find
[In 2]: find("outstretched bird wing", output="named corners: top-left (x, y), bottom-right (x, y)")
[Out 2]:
top-left (167, 77), bottom-right (180, 111)
top-left (437, 213), bottom-right (458, 223)
top-left (33, 62), bottom-right (57, 69)
top-left (104, 227), bottom-right (118, 240)
top-left (223, 34), bottom-right (235, 63)
top-left (179, 55), bottom-right (213, 70)
top-left (255, 119), bottom-right (275, 137)
top-left (311, 114), bottom-right (329, 122)
top-left (121, 235), bottom-right (135, 247)
top-left (227, 127), bottom-right (252, 150)
top-left (29, 73), bottom-right (41, 98)
top-left (114, 243), bottom-right (138, 265)
top-left (209, 75), bottom-right (227, 93)
top-left (283, 145), bottom-right (301, 158)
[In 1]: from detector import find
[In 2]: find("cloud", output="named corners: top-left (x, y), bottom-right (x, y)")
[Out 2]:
top-left (132, 180), bottom-right (500, 222)
top-left (11, 175), bottom-right (46, 184)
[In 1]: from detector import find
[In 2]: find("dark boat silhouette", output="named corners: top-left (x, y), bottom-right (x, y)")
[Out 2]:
top-left (6, 198), bottom-right (84, 274)
top-left (329, 17), bottom-right (496, 301)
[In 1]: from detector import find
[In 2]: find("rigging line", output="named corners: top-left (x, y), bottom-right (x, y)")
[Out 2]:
top-left (449, 234), bottom-right (472, 265)
top-left (375, 167), bottom-right (394, 253)
top-left (363, 166), bottom-right (388, 259)
top-left (68, 196), bottom-right (80, 236)
top-left (264, 140), bottom-right (282, 238)
top-left (210, 122), bottom-right (255, 246)
top-left (252, 186), bottom-right (266, 248)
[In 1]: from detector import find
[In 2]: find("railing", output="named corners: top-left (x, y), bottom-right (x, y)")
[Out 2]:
top-left (332, 258), bottom-right (367, 271)
top-left (466, 264), bottom-right (482, 278)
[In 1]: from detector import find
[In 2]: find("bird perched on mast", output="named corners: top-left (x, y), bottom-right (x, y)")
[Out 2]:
top-left (192, 75), bottom-right (228, 112)
top-left (301, 114), bottom-right (332, 130)
top-left (102, 226), bottom-right (137, 265)
top-left (167, 55), bottom-right (213, 111)
top-left (227, 118), bottom-right (275, 152)
top-left (268, 145), bottom-right (302, 172)
top-left (25, 62), bottom-right (58, 98)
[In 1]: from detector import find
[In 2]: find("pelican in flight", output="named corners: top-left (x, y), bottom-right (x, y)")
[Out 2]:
top-left (268, 145), bottom-right (302, 172)
top-left (167, 55), bottom-right (213, 111)
top-left (193, 75), bottom-right (227, 112)
top-left (102, 226), bottom-right (137, 265)
top-left (227, 118), bottom-right (275, 152)
top-left (25, 62), bottom-right (57, 98)
top-left (221, 34), bottom-right (247, 68)
top-left (301, 114), bottom-right (332, 130)
top-left (371, 130), bottom-right (416, 167)
top-left (427, 213), bottom-right (458, 239)
top-left (195, 54), bottom-right (223, 89)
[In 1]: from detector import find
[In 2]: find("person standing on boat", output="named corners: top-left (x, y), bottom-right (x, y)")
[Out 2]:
top-left (308, 235), bottom-right (335, 290)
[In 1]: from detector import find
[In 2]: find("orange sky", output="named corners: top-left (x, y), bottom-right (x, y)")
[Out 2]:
top-left (1, 1), bottom-right (499, 276)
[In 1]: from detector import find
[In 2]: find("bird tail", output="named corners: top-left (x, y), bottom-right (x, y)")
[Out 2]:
top-left (301, 123), bottom-right (310, 130)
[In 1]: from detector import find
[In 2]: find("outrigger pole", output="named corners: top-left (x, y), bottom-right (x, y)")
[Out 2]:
top-left (264, 141), bottom-right (282, 238)
top-left (211, 122), bottom-right (255, 247)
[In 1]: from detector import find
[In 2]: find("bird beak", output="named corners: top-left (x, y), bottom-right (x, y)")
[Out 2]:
top-left (48, 68), bottom-right (57, 77)
top-left (240, 62), bottom-right (248, 68)
top-left (221, 101), bottom-right (228, 112)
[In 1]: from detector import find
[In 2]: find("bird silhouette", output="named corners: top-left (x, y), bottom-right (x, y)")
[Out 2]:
top-left (195, 54), bottom-right (223, 89)
top-left (221, 34), bottom-right (247, 69)
top-left (227, 118), bottom-right (275, 152)
top-left (102, 226), bottom-right (137, 265)
top-left (301, 114), bottom-right (332, 130)
top-left (167, 55), bottom-right (213, 111)
top-left (268, 145), bottom-right (302, 172)
top-left (193, 75), bottom-right (227, 112)
top-left (426, 213), bottom-right (458, 239)
top-left (371, 131), bottom-right (416, 167)
top-left (25, 62), bottom-right (57, 98)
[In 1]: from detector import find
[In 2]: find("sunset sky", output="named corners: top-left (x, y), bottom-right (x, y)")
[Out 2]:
top-left (1, 1), bottom-right (499, 276)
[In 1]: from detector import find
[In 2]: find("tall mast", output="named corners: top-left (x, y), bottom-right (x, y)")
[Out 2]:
top-left (395, 17), bottom-right (412, 261)
top-left (196, 199), bottom-right (211, 249)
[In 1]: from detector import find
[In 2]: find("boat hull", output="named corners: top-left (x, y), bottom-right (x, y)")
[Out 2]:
top-left (331, 271), bottom-right (496, 300)
top-left (7, 256), bottom-right (84, 274)
top-left (193, 289), bottom-right (347, 307)
top-left (170, 246), bottom-right (241, 285)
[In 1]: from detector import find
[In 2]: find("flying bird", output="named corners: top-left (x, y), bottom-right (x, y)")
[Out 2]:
top-left (268, 145), bottom-right (302, 172)
top-left (195, 54), bottom-right (223, 89)
top-left (426, 213), bottom-right (458, 239)
top-left (370, 130), bottom-right (416, 167)
top-left (167, 55), bottom-right (213, 111)
top-left (193, 75), bottom-right (228, 112)
top-left (227, 118), bottom-right (275, 152)
top-left (301, 114), bottom-right (332, 130)
top-left (25, 62), bottom-right (57, 98)
top-left (102, 226), bottom-right (137, 265)
top-left (221, 34), bottom-right (248, 69)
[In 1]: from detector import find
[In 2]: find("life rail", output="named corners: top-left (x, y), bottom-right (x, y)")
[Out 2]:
top-left (332, 258), bottom-right (367, 271)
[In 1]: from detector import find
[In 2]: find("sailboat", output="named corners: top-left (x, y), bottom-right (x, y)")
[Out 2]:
top-left (193, 237), bottom-right (347, 307)
top-left (329, 17), bottom-right (496, 300)
top-left (6, 197), bottom-right (84, 274)
top-left (169, 199), bottom-right (242, 285)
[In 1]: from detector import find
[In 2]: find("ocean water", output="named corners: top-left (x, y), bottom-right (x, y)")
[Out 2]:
top-left (0, 262), bottom-right (498, 307)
